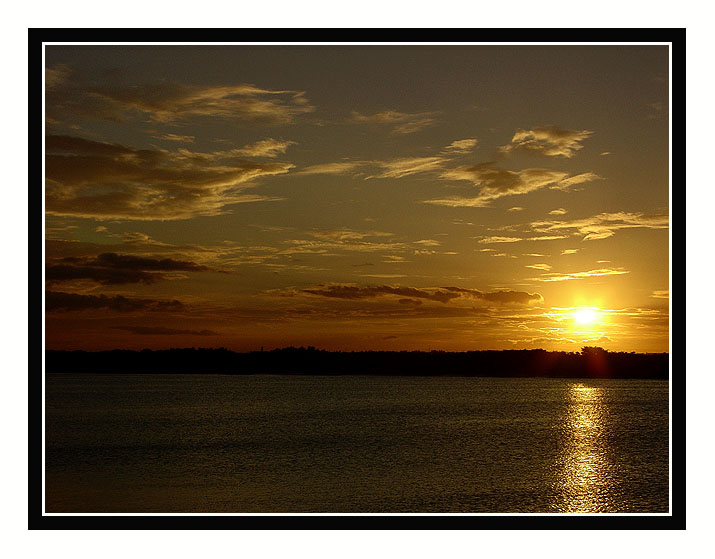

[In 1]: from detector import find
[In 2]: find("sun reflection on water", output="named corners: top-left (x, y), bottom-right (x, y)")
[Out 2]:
top-left (554, 383), bottom-right (615, 512)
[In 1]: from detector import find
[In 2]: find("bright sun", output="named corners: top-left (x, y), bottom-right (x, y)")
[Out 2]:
top-left (572, 307), bottom-right (600, 325)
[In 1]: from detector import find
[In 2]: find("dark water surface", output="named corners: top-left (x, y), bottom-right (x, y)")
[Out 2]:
top-left (45, 374), bottom-right (669, 513)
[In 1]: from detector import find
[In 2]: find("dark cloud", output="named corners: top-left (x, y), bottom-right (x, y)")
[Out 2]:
top-left (441, 287), bottom-right (543, 305)
top-left (46, 264), bottom-right (165, 285)
top-left (46, 291), bottom-right (184, 312)
top-left (110, 326), bottom-right (218, 336)
top-left (302, 285), bottom-right (460, 303)
top-left (88, 253), bottom-right (211, 272)
top-left (46, 252), bottom-right (213, 285)
top-left (45, 135), bottom-right (292, 221)
top-left (297, 284), bottom-right (542, 306)
top-left (46, 68), bottom-right (314, 125)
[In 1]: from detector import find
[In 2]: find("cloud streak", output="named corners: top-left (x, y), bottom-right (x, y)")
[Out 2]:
top-left (46, 68), bottom-right (314, 125)
top-left (351, 110), bottom-right (438, 134)
top-left (46, 291), bottom-right (184, 312)
top-left (298, 284), bottom-right (542, 306)
top-left (499, 126), bottom-right (593, 158)
top-left (110, 326), bottom-right (218, 336)
top-left (45, 135), bottom-right (292, 220)
top-left (530, 212), bottom-right (669, 240)
top-left (427, 164), bottom-right (600, 206)
top-left (530, 268), bottom-right (629, 282)
top-left (46, 252), bottom-right (214, 285)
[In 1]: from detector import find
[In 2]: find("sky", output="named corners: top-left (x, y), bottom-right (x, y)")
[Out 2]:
top-left (44, 44), bottom-right (670, 352)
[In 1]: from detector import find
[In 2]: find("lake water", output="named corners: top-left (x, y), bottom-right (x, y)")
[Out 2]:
top-left (44, 374), bottom-right (669, 513)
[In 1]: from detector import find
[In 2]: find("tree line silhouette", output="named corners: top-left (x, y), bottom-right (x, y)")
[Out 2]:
top-left (45, 346), bottom-right (668, 379)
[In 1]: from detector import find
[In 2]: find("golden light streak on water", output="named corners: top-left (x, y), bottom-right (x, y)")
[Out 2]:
top-left (554, 384), bottom-right (615, 512)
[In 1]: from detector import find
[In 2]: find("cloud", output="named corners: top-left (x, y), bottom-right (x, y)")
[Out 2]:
top-left (530, 211), bottom-right (669, 241)
top-left (550, 172), bottom-right (601, 191)
top-left (525, 263), bottom-right (552, 270)
top-left (302, 284), bottom-right (460, 303)
top-left (477, 236), bottom-right (522, 243)
top-left (530, 268), bottom-right (629, 282)
top-left (110, 326), bottom-right (218, 336)
top-left (442, 139), bottom-right (478, 153)
top-left (46, 68), bottom-right (314, 125)
top-left (300, 155), bottom-right (448, 180)
top-left (477, 235), bottom-right (566, 244)
top-left (427, 164), bottom-right (599, 206)
top-left (561, 249), bottom-right (579, 255)
top-left (298, 161), bottom-right (365, 175)
top-left (45, 64), bottom-right (71, 88)
top-left (440, 287), bottom-right (543, 305)
top-left (507, 207), bottom-right (524, 212)
top-left (298, 284), bottom-right (542, 306)
top-left (45, 135), bottom-right (292, 220)
top-left (309, 230), bottom-right (393, 242)
top-left (651, 290), bottom-right (669, 299)
top-left (528, 235), bottom-right (569, 241)
top-left (46, 252), bottom-right (213, 285)
top-left (152, 133), bottom-right (195, 143)
top-left (233, 138), bottom-right (296, 158)
top-left (372, 156), bottom-right (445, 179)
top-left (549, 208), bottom-right (567, 215)
top-left (351, 110), bottom-right (438, 134)
top-left (499, 126), bottom-right (593, 158)
top-left (45, 291), bottom-right (184, 312)
top-left (278, 230), bottom-right (406, 255)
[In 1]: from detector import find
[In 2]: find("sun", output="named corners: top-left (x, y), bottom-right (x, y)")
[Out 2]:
top-left (572, 307), bottom-right (601, 325)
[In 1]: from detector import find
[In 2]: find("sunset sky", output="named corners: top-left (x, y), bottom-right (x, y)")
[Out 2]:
top-left (44, 44), bottom-right (670, 352)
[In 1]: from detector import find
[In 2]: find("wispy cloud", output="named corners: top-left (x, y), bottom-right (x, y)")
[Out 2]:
top-left (297, 284), bottom-right (542, 306)
top-left (46, 291), bottom-right (184, 313)
top-left (530, 212), bottom-right (668, 241)
top-left (152, 133), bottom-right (195, 143)
top-left (371, 157), bottom-right (445, 179)
top-left (351, 110), bottom-right (438, 134)
top-left (530, 268), bottom-right (629, 282)
top-left (45, 135), bottom-right (292, 220)
top-left (651, 290), bottom-right (669, 299)
top-left (549, 208), bottom-right (567, 215)
top-left (477, 236), bottom-right (522, 244)
top-left (442, 139), bottom-right (479, 153)
top-left (477, 235), bottom-right (567, 244)
top-left (233, 138), bottom-right (296, 158)
top-left (426, 164), bottom-right (599, 206)
top-left (46, 66), bottom-right (314, 125)
top-left (298, 161), bottom-right (366, 176)
top-left (499, 125), bottom-right (593, 158)
top-left (111, 326), bottom-right (218, 336)
top-left (302, 284), bottom-right (460, 303)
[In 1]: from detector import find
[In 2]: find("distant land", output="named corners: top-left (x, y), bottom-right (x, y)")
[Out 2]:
top-left (45, 346), bottom-right (669, 379)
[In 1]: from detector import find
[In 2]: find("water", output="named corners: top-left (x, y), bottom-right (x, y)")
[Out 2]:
top-left (44, 374), bottom-right (669, 513)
